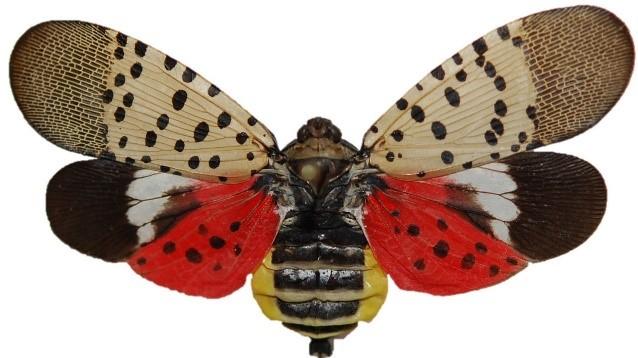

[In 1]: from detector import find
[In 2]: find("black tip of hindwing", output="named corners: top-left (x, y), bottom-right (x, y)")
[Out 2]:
top-left (46, 160), bottom-right (140, 262)
top-left (502, 152), bottom-right (607, 261)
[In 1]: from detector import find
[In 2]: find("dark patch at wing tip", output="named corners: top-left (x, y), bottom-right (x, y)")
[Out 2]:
top-left (46, 160), bottom-right (139, 262)
top-left (502, 152), bottom-right (607, 261)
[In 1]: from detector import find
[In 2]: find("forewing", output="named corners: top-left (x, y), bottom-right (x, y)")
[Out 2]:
top-left (359, 152), bottom-right (606, 295)
top-left (47, 160), bottom-right (282, 298)
top-left (363, 6), bottom-right (633, 179)
top-left (11, 21), bottom-right (276, 182)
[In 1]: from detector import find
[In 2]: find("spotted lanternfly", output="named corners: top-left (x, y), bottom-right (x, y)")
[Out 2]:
top-left (9, 6), bottom-right (634, 357)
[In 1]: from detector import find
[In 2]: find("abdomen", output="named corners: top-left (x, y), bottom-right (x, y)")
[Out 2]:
top-left (251, 213), bottom-right (387, 339)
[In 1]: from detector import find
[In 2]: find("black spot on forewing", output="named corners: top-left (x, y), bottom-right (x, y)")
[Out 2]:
top-left (494, 100), bottom-right (507, 116)
top-left (135, 41), bottom-right (147, 57)
top-left (116, 32), bottom-right (127, 46)
top-left (194, 122), bottom-right (209, 142)
top-left (130, 63), bottom-right (143, 78)
top-left (208, 84), bottom-right (221, 97)
top-left (452, 53), bottom-right (463, 65)
top-left (218, 112), bottom-right (231, 128)
top-left (455, 70), bottom-right (467, 82)
top-left (102, 89), bottom-right (113, 104)
top-left (411, 105), bottom-right (425, 123)
top-left (494, 76), bottom-right (506, 91)
top-left (209, 155), bottom-right (220, 169)
top-left (114, 47), bottom-right (124, 60)
top-left (472, 37), bottom-right (488, 55)
top-left (174, 140), bottom-right (185, 152)
top-left (172, 90), bottom-right (188, 110)
top-left (484, 130), bottom-right (498, 145)
top-left (497, 25), bottom-right (510, 40)
top-left (441, 150), bottom-right (454, 164)
top-left (431, 121), bottom-right (446, 140)
top-left (157, 114), bottom-right (169, 130)
top-left (145, 131), bottom-right (157, 147)
top-left (484, 62), bottom-right (496, 77)
top-left (114, 73), bottom-right (125, 87)
top-left (385, 152), bottom-right (395, 162)
top-left (396, 98), bottom-right (408, 110)
top-left (526, 139), bottom-right (542, 150)
top-left (236, 132), bottom-right (249, 145)
top-left (188, 156), bottom-right (200, 169)
top-left (444, 87), bottom-right (460, 107)
top-left (490, 118), bottom-right (504, 135)
top-left (114, 107), bottom-right (125, 122)
top-left (431, 65), bottom-right (445, 80)
top-left (475, 55), bottom-right (485, 67)
top-left (182, 68), bottom-right (196, 83)
top-left (123, 93), bottom-right (134, 107)
top-left (164, 56), bottom-right (177, 70)
top-left (391, 130), bottom-right (404, 142)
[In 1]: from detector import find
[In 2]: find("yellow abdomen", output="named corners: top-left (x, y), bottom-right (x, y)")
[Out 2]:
top-left (251, 248), bottom-right (387, 339)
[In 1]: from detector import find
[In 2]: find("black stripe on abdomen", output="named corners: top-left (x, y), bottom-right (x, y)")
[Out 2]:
top-left (272, 224), bottom-right (367, 266)
top-left (272, 243), bottom-right (365, 265)
top-left (277, 299), bottom-right (359, 320)
top-left (283, 323), bottom-right (358, 335)
top-left (274, 268), bottom-right (363, 290)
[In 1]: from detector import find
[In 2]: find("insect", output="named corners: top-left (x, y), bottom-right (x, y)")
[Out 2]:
top-left (9, 5), bottom-right (633, 357)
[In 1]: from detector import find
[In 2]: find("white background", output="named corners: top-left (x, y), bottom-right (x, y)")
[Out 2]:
top-left (1, 0), bottom-right (636, 357)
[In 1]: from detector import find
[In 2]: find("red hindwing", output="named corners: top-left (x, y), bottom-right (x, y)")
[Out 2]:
top-left (129, 177), bottom-right (280, 298)
top-left (362, 175), bottom-right (527, 295)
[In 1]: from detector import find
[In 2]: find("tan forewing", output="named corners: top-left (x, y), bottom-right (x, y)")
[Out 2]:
top-left (363, 6), bottom-right (633, 179)
top-left (11, 21), bottom-right (277, 182)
